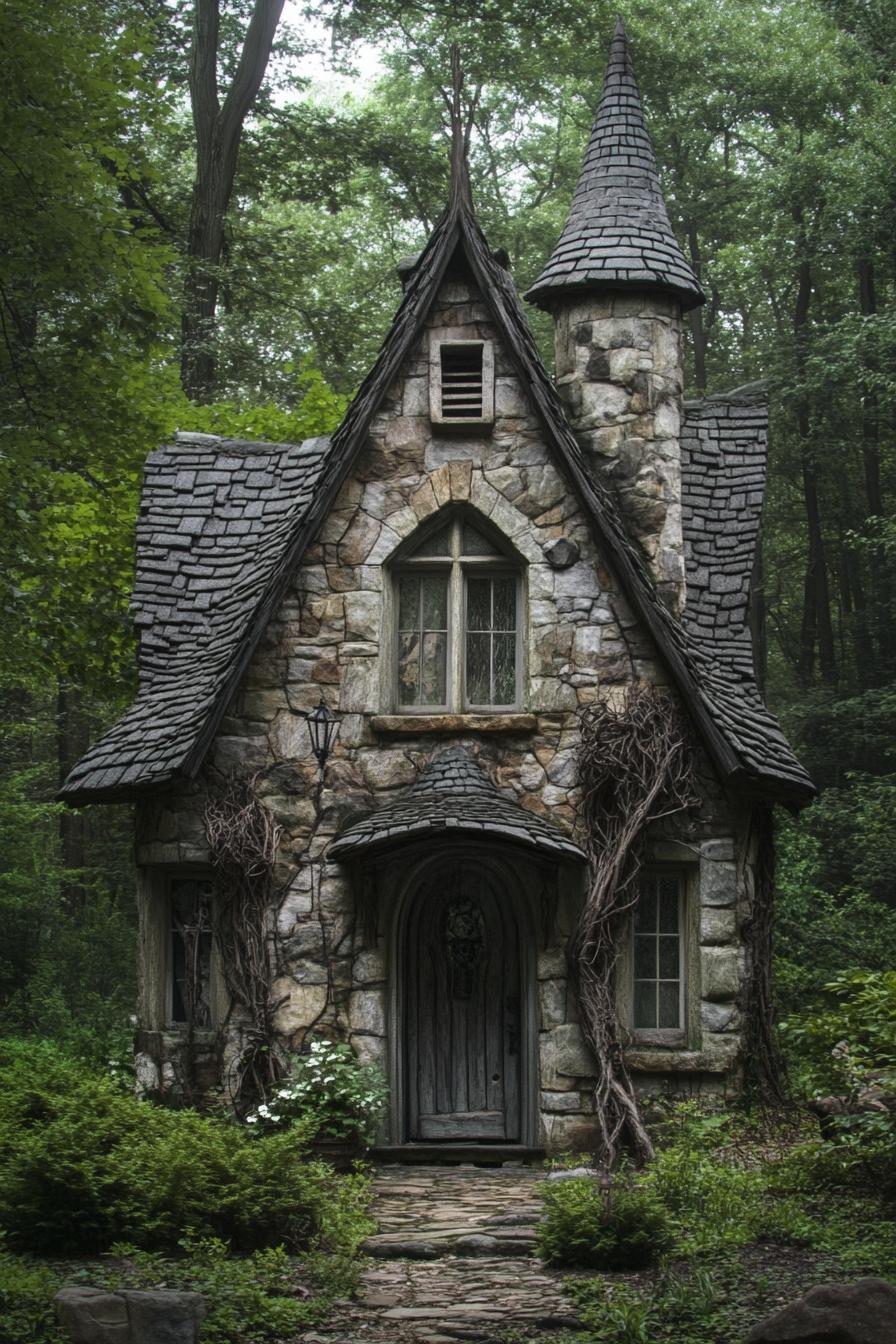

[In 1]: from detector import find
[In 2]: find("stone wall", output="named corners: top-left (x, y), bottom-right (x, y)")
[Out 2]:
top-left (553, 292), bottom-right (685, 612)
top-left (133, 271), bottom-right (753, 1147)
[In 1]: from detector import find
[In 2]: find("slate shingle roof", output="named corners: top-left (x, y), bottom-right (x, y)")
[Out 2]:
top-left (526, 19), bottom-right (704, 312)
top-left (60, 434), bottom-right (332, 801)
top-left (680, 386), bottom-right (811, 795)
top-left (61, 103), bottom-right (812, 807)
top-left (329, 746), bottom-right (585, 861)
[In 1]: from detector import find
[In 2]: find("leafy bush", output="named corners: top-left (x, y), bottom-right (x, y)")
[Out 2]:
top-left (0, 1041), bottom-right (372, 1255)
top-left (774, 813), bottom-right (896, 1021)
top-left (246, 1039), bottom-right (387, 1145)
top-left (537, 1175), bottom-right (671, 1269)
top-left (0, 1245), bottom-right (64, 1344)
top-left (100, 1238), bottom-right (326, 1344)
top-left (635, 1103), bottom-right (812, 1254)
top-left (780, 971), bottom-right (896, 1095)
top-left (780, 972), bottom-right (896, 1197)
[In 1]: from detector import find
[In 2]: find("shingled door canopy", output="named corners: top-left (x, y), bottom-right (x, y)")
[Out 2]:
top-left (330, 746), bottom-right (586, 861)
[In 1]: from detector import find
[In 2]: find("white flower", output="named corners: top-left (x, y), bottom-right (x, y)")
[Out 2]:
top-left (277, 1089), bottom-right (290, 1099)
top-left (246, 1115), bottom-right (258, 1125)
top-left (258, 1104), bottom-right (271, 1118)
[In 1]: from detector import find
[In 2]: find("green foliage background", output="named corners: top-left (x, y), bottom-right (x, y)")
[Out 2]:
top-left (1, 0), bottom-right (895, 1055)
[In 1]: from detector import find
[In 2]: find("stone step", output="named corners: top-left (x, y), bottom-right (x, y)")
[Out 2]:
top-left (362, 1228), bottom-right (539, 1259)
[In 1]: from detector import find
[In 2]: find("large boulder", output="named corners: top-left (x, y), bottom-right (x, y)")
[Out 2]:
top-left (55, 1288), bottom-right (205, 1344)
top-left (745, 1278), bottom-right (896, 1343)
top-left (55, 1290), bottom-right (129, 1344)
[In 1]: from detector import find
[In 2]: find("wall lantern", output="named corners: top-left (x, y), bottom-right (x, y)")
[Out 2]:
top-left (304, 697), bottom-right (339, 778)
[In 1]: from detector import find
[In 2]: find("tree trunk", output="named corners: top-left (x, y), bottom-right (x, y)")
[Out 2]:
top-left (793, 223), bottom-right (836, 687)
top-left (858, 259), bottom-right (882, 518)
top-left (686, 224), bottom-right (708, 395)
top-left (180, 0), bottom-right (286, 401)
top-left (57, 684), bottom-right (87, 912)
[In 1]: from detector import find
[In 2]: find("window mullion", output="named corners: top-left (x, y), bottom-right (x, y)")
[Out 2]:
top-left (451, 561), bottom-right (463, 712)
top-left (417, 577), bottom-right (424, 705)
top-left (489, 577), bottom-right (496, 706)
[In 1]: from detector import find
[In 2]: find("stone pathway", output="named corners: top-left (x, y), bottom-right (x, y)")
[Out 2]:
top-left (299, 1164), bottom-right (582, 1343)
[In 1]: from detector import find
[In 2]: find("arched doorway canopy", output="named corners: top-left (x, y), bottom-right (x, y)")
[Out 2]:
top-left (329, 745), bottom-right (586, 864)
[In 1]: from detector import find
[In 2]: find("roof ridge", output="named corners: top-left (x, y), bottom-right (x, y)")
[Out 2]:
top-left (525, 22), bottom-right (704, 311)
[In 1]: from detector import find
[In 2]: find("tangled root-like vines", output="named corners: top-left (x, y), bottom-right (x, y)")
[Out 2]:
top-left (573, 684), bottom-right (700, 1170)
top-left (204, 774), bottom-right (283, 1113)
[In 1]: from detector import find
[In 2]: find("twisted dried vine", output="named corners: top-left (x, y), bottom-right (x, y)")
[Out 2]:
top-left (204, 774), bottom-right (284, 1114)
top-left (573, 684), bottom-right (700, 1170)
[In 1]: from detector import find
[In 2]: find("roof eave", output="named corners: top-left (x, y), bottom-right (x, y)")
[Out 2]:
top-left (329, 825), bottom-right (585, 864)
top-left (525, 275), bottom-right (706, 313)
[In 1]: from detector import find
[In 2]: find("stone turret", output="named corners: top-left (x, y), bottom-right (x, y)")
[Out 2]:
top-left (526, 20), bottom-right (704, 611)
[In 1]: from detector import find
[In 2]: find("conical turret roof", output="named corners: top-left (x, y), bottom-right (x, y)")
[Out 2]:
top-left (526, 20), bottom-right (704, 311)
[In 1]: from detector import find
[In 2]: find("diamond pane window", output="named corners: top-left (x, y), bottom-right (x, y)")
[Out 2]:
top-left (633, 872), bottom-right (683, 1032)
top-left (393, 512), bottom-right (522, 712)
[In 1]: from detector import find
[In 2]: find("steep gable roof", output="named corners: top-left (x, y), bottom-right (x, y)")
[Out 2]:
top-left (62, 156), bottom-right (812, 807)
top-left (526, 20), bottom-right (703, 312)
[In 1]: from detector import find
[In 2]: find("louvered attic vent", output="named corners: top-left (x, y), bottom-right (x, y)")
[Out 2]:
top-left (440, 344), bottom-right (483, 418)
top-left (430, 338), bottom-right (495, 427)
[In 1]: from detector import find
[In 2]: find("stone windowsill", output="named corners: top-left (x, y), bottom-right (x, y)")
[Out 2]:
top-left (370, 713), bottom-right (538, 735)
top-left (624, 1048), bottom-right (731, 1075)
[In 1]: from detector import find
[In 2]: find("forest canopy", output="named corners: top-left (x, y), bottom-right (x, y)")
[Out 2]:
top-left (1, 0), bottom-right (895, 1051)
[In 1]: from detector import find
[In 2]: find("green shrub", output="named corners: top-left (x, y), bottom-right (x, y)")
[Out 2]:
top-left (0, 1246), bottom-right (64, 1344)
top-left (101, 1238), bottom-right (326, 1344)
top-left (537, 1175), bottom-right (671, 1270)
top-left (0, 1041), bottom-right (372, 1255)
top-left (779, 971), bottom-right (896, 1198)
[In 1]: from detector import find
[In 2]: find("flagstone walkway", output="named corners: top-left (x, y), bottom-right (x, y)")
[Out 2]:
top-left (298, 1164), bottom-right (583, 1343)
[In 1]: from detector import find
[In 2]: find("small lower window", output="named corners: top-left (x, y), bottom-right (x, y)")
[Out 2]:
top-left (633, 872), bottom-right (684, 1032)
top-left (170, 877), bottom-right (214, 1026)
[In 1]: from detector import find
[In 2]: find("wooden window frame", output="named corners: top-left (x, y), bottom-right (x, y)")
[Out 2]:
top-left (137, 867), bottom-right (226, 1033)
top-left (619, 865), bottom-right (698, 1050)
top-left (167, 874), bottom-right (215, 1028)
top-left (390, 513), bottom-right (523, 714)
top-left (429, 337), bottom-right (495, 428)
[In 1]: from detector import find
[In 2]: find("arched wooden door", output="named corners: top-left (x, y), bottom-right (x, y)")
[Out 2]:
top-left (404, 864), bottom-right (522, 1142)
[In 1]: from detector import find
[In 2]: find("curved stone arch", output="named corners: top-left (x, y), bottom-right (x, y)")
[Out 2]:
top-left (364, 464), bottom-right (549, 570)
top-left (388, 498), bottom-right (529, 569)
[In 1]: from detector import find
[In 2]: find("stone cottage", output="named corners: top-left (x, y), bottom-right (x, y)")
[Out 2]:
top-left (62, 23), bottom-right (813, 1155)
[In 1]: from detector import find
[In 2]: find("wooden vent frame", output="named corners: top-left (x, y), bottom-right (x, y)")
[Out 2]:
top-left (430, 337), bottom-right (495, 428)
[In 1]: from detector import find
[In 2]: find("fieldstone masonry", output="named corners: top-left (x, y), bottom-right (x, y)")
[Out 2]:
top-left (554, 293), bottom-right (686, 612)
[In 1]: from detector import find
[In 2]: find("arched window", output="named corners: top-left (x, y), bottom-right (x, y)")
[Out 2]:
top-left (392, 511), bottom-right (522, 712)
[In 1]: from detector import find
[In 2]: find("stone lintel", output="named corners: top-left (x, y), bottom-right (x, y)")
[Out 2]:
top-left (370, 714), bottom-right (538, 735)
